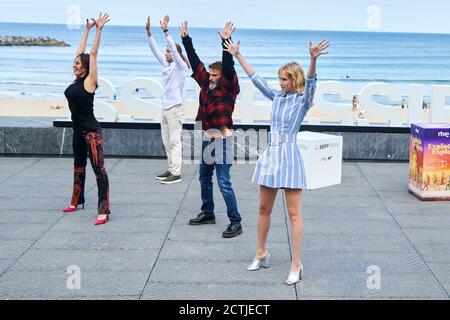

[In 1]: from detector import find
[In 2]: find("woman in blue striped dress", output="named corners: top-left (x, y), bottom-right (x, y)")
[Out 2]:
top-left (224, 38), bottom-right (330, 285)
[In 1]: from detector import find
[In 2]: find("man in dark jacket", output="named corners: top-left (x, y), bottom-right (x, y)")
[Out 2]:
top-left (181, 21), bottom-right (242, 238)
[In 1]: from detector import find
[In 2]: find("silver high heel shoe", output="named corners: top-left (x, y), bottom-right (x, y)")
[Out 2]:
top-left (246, 253), bottom-right (270, 271)
top-left (284, 264), bottom-right (303, 285)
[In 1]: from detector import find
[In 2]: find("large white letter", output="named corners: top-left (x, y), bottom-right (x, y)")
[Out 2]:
top-left (121, 78), bottom-right (163, 122)
top-left (431, 85), bottom-right (450, 123)
top-left (94, 77), bottom-right (118, 122)
top-left (359, 83), bottom-right (402, 127)
top-left (408, 84), bottom-right (427, 125)
top-left (314, 81), bottom-right (355, 125)
top-left (238, 81), bottom-right (256, 124)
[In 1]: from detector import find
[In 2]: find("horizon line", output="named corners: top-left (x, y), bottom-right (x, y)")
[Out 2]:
top-left (1, 21), bottom-right (450, 36)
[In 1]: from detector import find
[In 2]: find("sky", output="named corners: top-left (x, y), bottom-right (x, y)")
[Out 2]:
top-left (1, 0), bottom-right (449, 34)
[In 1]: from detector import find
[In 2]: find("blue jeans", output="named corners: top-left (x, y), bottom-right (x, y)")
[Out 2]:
top-left (199, 138), bottom-right (241, 224)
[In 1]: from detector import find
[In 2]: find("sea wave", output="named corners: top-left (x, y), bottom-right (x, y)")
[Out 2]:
top-left (0, 90), bottom-right (63, 99)
top-left (0, 80), bottom-right (66, 87)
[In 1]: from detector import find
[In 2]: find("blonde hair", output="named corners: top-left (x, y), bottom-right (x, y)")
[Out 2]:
top-left (278, 62), bottom-right (306, 93)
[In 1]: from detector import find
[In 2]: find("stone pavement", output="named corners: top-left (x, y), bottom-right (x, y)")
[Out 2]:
top-left (0, 157), bottom-right (449, 300)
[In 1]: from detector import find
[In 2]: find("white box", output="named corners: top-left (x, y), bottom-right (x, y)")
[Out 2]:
top-left (296, 131), bottom-right (343, 190)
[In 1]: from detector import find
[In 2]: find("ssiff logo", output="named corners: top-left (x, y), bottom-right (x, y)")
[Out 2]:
top-left (315, 144), bottom-right (330, 151)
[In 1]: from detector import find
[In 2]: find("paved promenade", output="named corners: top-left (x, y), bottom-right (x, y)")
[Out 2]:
top-left (0, 157), bottom-right (449, 299)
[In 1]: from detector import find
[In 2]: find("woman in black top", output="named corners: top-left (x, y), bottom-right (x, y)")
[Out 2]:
top-left (63, 13), bottom-right (111, 225)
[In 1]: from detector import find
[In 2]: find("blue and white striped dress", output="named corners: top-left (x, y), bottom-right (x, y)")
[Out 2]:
top-left (250, 72), bottom-right (317, 189)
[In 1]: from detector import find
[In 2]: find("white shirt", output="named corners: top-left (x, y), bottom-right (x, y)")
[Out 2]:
top-left (148, 34), bottom-right (189, 110)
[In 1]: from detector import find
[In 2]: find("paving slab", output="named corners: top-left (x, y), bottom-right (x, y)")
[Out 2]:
top-left (141, 282), bottom-right (296, 300)
top-left (10, 248), bottom-right (159, 272)
top-left (0, 240), bottom-right (35, 260)
top-left (0, 157), bottom-right (448, 300)
top-left (0, 270), bottom-right (149, 298)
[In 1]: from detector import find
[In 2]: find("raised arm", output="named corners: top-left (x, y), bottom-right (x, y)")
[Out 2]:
top-left (307, 40), bottom-right (329, 78)
top-left (180, 21), bottom-right (209, 86)
top-left (223, 39), bottom-right (253, 75)
top-left (146, 16), bottom-right (166, 65)
top-left (76, 19), bottom-right (95, 56)
top-left (224, 39), bottom-right (274, 100)
top-left (161, 15), bottom-right (189, 70)
top-left (218, 22), bottom-right (237, 80)
top-left (85, 12), bottom-right (110, 93)
top-left (180, 21), bottom-right (202, 71)
top-left (302, 40), bottom-right (330, 109)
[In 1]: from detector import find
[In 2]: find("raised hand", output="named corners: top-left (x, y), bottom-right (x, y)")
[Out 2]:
top-left (86, 19), bottom-right (95, 30)
top-left (92, 12), bottom-right (110, 30)
top-left (309, 40), bottom-right (330, 59)
top-left (223, 39), bottom-right (241, 57)
top-left (146, 16), bottom-right (152, 37)
top-left (77, 19), bottom-right (95, 55)
top-left (180, 21), bottom-right (188, 37)
top-left (160, 15), bottom-right (169, 31)
top-left (218, 22), bottom-right (236, 40)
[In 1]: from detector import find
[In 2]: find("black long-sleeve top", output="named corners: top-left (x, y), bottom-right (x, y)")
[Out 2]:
top-left (181, 35), bottom-right (240, 130)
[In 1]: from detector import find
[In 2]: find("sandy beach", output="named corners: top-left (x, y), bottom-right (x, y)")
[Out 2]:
top-left (0, 97), bottom-right (430, 125)
top-left (0, 98), bottom-right (280, 122)
top-left (0, 98), bottom-right (156, 119)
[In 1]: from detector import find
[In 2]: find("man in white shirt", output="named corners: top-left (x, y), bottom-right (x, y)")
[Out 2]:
top-left (146, 15), bottom-right (190, 184)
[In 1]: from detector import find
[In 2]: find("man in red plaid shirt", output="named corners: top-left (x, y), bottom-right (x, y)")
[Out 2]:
top-left (181, 21), bottom-right (242, 238)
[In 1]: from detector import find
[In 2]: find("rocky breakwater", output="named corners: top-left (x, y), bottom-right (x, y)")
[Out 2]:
top-left (0, 36), bottom-right (70, 46)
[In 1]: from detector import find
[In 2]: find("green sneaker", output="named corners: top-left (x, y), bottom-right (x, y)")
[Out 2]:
top-left (155, 170), bottom-right (171, 180)
top-left (161, 174), bottom-right (182, 184)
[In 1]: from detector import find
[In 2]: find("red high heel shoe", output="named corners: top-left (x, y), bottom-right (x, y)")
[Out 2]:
top-left (95, 214), bottom-right (109, 225)
top-left (62, 203), bottom-right (85, 213)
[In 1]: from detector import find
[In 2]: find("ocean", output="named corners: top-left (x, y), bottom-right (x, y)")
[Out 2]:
top-left (1, 22), bottom-right (450, 101)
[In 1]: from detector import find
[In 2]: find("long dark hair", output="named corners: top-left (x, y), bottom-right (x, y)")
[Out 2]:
top-left (76, 53), bottom-right (90, 79)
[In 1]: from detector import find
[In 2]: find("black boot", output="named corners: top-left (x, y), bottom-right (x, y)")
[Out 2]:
top-left (189, 212), bottom-right (216, 225)
top-left (222, 223), bottom-right (242, 238)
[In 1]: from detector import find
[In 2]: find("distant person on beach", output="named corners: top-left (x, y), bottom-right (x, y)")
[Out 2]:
top-left (146, 15), bottom-right (190, 184)
top-left (180, 21), bottom-right (242, 238)
top-left (63, 13), bottom-right (111, 226)
top-left (352, 95), bottom-right (359, 112)
top-left (422, 100), bottom-right (430, 109)
top-left (224, 37), bottom-right (329, 285)
top-left (401, 98), bottom-right (408, 109)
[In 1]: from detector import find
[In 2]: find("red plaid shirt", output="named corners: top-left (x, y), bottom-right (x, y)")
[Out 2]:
top-left (182, 35), bottom-right (240, 131)
top-left (193, 64), bottom-right (239, 130)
